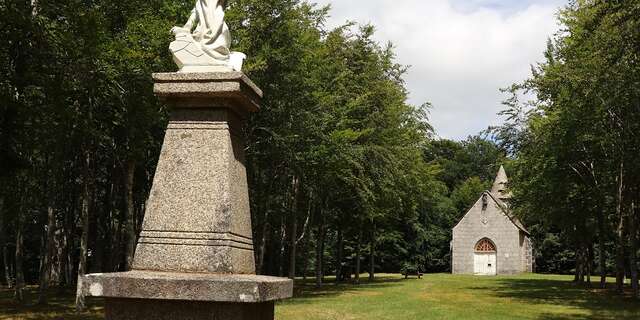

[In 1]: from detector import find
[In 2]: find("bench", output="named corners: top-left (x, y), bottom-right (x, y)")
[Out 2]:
top-left (401, 270), bottom-right (423, 279)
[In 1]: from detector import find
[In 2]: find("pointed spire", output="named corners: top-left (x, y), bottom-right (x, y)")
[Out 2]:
top-left (491, 165), bottom-right (511, 199)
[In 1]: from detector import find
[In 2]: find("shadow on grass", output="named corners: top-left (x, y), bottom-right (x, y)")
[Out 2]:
top-left (0, 278), bottom-right (407, 317)
top-left (469, 277), bottom-right (640, 320)
top-left (0, 286), bottom-right (103, 320)
top-left (287, 275), bottom-right (406, 305)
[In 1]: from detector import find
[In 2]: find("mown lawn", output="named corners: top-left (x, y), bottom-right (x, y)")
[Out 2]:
top-left (278, 274), bottom-right (639, 320)
top-left (1, 274), bottom-right (638, 320)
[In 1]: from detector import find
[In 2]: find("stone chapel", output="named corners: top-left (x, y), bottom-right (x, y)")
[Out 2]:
top-left (451, 166), bottom-right (533, 275)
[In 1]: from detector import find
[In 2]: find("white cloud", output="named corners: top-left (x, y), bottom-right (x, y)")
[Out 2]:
top-left (312, 0), bottom-right (564, 140)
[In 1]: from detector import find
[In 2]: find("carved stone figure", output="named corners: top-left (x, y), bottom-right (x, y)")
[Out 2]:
top-left (170, 0), bottom-right (245, 72)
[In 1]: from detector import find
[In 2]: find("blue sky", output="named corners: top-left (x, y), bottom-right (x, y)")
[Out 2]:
top-left (313, 0), bottom-right (566, 140)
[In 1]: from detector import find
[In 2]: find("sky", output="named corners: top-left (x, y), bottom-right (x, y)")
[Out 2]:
top-left (312, 0), bottom-right (566, 140)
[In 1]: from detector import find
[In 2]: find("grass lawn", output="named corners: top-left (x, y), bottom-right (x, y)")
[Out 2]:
top-left (1, 273), bottom-right (638, 320)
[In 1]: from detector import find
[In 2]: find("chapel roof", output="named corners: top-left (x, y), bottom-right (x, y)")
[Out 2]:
top-left (452, 166), bottom-right (529, 235)
top-left (485, 191), bottom-right (529, 235)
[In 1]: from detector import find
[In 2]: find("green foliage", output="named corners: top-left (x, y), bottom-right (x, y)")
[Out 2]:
top-left (0, 0), bottom-right (509, 293)
top-left (424, 136), bottom-right (506, 191)
top-left (491, 0), bottom-right (640, 281)
top-left (450, 177), bottom-right (491, 215)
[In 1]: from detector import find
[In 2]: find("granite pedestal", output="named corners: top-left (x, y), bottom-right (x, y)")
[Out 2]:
top-left (79, 72), bottom-right (292, 319)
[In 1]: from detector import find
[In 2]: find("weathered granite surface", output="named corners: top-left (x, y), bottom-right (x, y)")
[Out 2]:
top-left (126, 73), bottom-right (261, 275)
top-left (105, 299), bottom-right (273, 320)
top-left (81, 271), bottom-right (292, 302)
top-left (132, 107), bottom-right (255, 274)
top-left (79, 72), bottom-right (292, 319)
top-left (153, 72), bottom-right (262, 115)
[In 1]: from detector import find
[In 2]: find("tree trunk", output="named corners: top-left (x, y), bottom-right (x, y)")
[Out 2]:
top-left (39, 203), bottom-right (56, 305)
top-left (302, 238), bottom-right (309, 281)
top-left (597, 211), bottom-right (607, 289)
top-left (278, 215), bottom-right (286, 277)
top-left (91, 204), bottom-right (104, 274)
top-left (580, 245), bottom-right (586, 283)
top-left (0, 195), bottom-right (10, 288)
top-left (256, 217), bottom-right (269, 275)
top-left (288, 176), bottom-right (300, 280)
top-left (75, 151), bottom-right (92, 312)
top-left (51, 218), bottom-right (63, 286)
top-left (354, 232), bottom-right (362, 285)
top-left (101, 176), bottom-right (115, 272)
top-left (630, 201), bottom-right (638, 298)
top-left (314, 218), bottom-right (325, 288)
top-left (14, 208), bottom-right (25, 303)
top-left (574, 246), bottom-right (583, 283)
top-left (2, 245), bottom-right (10, 288)
top-left (105, 204), bottom-right (116, 272)
top-left (369, 223), bottom-right (375, 281)
top-left (586, 244), bottom-right (593, 286)
top-left (335, 227), bottom-right (343, 284)
top-left (91, 178), bottom-right (117, 273)
top-left (30, 0), bottom-right (38, 15)
top-left (113, 200), bottom-right (125, 272)
top-left (124, 159), bottom-right (136, 270)
top-left (63, 205), bottom-right (76, 286)
top-left (256, 199), bottom-right (270, 275)
top-left (615, 162), bottom-right (627, 294)
top-left (288, 214), bottom-right (297, 279)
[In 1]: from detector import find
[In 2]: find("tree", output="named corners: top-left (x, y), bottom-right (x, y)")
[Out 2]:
top-left (492, 0), bottom-right (640, 294)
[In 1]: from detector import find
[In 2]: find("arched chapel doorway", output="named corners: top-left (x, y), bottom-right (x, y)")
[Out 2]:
top-left (474, 238), bottom-right (497, 275)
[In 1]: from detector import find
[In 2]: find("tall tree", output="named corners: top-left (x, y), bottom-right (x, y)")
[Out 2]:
top-left (492, 0), bottom-right (640, 293)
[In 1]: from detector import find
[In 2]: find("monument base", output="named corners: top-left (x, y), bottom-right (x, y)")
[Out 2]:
top-left (81, 271), bottom-right (292, 302)
top-left (105, 299), bottom-right (274, 320)
top-left (80, 271), bottom-right (292, 320)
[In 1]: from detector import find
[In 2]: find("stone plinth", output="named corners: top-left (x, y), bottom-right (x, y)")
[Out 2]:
top-left (80, 73), bottom-right (292, 320)
top-left (81, 271), bottom-right (292, 303)
top-left (153, 72), bottom-right (261, 114)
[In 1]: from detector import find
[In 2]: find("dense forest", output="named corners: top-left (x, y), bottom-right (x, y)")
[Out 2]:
top-left (0, 0), bottom-right (638, 308)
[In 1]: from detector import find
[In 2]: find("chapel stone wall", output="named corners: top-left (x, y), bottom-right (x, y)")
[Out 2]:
top-left (452, 193), bottom-right (523, 275)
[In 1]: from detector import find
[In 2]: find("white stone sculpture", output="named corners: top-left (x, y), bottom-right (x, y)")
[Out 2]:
top-left (170, 0), bottom-right (245, 72)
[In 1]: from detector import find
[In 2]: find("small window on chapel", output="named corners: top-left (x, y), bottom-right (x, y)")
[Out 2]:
top-left (475, 238), bottom-right (496, 252)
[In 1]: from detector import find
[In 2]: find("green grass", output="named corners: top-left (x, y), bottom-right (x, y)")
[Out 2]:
top-left (1, 274), bottom-right (639, 320)
top-left (277, 274), bottom-right (640, 320)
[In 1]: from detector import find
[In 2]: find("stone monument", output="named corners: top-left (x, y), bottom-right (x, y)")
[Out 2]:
top-left (78, 1), bottom-right (293, 319)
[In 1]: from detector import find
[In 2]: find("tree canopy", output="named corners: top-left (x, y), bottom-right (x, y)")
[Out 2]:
top-left (491, 0), bottom-right (640, 295)
top-left (0, 0), bottom-right (508, 306)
